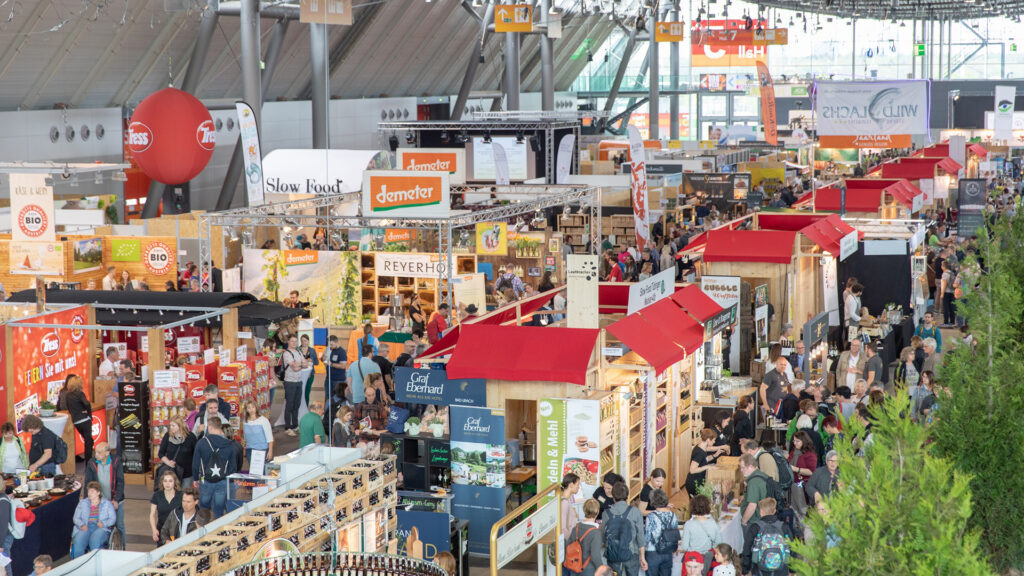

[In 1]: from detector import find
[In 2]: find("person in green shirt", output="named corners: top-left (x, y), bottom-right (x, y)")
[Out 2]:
top-left (739, 454), bottom-right (770, 526)
top-left (298, 400), bottom-right (327, 448)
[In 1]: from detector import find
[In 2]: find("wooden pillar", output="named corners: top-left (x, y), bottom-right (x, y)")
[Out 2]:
top-left (222, 306), bottom-right (239, 356)
top-left (147, 327), bottom-right (165, 380)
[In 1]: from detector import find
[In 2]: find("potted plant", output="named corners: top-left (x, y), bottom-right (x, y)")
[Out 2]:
top-left (405, 417), bottom-right (421, 437)
top-left (39, 401), bottom-right (56, 418)
top-left (428, 417), bottom-right (445, 438)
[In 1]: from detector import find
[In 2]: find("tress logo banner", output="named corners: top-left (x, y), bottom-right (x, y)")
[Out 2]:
top-left (196, 119), bottom-right (216, 152)
top-left (815, 80), bottom-right (929, 148)
top-left (397, 148), bottom-right (466, 184)
top-left (9, 173), bottom-right (55, 243)
top-left (362, 171), bottom-right (450, 218)
top-left (127, 121), bottom-right (153, 153)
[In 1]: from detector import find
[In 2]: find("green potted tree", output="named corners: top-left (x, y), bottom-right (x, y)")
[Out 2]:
top-left (39, 401), bottom-right (56, 418)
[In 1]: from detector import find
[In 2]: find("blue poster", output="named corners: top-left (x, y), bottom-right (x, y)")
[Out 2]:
top-left (396, 510), bottom-right (451, 561)
top-left (394, 367), bottom-right (487, 407)
top-left (450, 405), bottom-right (506, 553)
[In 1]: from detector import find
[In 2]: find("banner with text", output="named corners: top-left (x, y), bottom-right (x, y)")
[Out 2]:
top-left (374, 252), bottom-right (442, 279)
top-left (627, 125), bottom-right (651, 251)
top-left (994, 85), bottom-right (1016, 142)
top-left (10, 173), bottom-right (56, 242)
top-left (814, 80), bottom-right (929, 149)
top-left (755, 61), bottom-right (778, 146)
top-left (627, 268), bottom-right (676, 315)
top-left (537, 398), bottom-right (601, 499)
top-left (362, 171), bottom-right (450, 218)
top-left (397, 148), bottom-right (466, 185)
top-left (957, 179), bottom-right (987, 238)
top-left (451, 405), bottom-right (506, 554)
top-left (701, 276), bottom-right (741, 368)
top-left (395, 510), bottom-right (450, 560)
top-left (394, 367), bottom-right (486, 406)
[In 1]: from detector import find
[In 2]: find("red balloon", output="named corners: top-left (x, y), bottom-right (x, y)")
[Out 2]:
top-left (127, 87), bottom-right (216, 185)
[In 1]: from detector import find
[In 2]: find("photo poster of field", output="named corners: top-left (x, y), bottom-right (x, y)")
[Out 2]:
top-left (73, 238), bottom-right (103, 273)
top-left (242, 248), bottom-right (361, 326)
top-left (450, 405), bottom-right (506, 553)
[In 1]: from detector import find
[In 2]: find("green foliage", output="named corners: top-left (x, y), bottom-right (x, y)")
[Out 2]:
top-left (339, 251), bottom-right (361, 326)
top-left (261, 250), bottom-right (288, 302)
top-left (792, 393), bottom-right (994, 576)
top-left (931, 217), bottom-right (1024, 572)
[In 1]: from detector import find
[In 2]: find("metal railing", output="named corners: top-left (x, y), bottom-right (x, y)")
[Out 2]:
top-left (489, 483), bottom-right (562, 576)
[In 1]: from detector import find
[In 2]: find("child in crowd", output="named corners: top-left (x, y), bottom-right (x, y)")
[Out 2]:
top-left (711, 543), bottom-right (742, 576)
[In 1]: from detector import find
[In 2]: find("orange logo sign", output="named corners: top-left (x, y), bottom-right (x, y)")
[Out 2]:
top-left (368, 175), bottom-right (444, 213)
top-left (401, 151), bottom-right (458, 174)
top-left (283, 250), bottom-right (319, 266)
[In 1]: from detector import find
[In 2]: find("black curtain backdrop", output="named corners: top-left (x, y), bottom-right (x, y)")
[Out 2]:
top-left (837, 247), bottom-right (912, 326)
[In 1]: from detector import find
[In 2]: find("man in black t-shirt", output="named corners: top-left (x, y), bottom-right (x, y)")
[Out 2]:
top-left (23, 415), bottom-right (59, 475)
top-left (372, 343), bottom-right (395, 400)
top-left (326, 335), bottom-right (348, 401)
top-left (395, 339), bottom-right (416, 368)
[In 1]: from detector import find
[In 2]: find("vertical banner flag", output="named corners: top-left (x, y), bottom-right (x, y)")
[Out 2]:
top-left (556, 134), bottom-right (576, 184)
top-left (450, 405), bottom-right (506, 554)
top-left (755, 61), bottom-right (778, 145)
top-left (10, 173), bottom-right (56, 242)
top-left (994, 85), bottom-right (1016, 143)
top-left (492, 142), bottom-right (511, 185)
top-left (626, 125), bottom-right (651, 251)
top-left (957, 179), bottom-right (987, 238)
top-left (538, 398), bottom-right (602, 499)
top-left (235, 101), bottom-right (265, 206)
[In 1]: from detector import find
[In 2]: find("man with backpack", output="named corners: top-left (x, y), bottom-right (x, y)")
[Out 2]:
top-left (643, 489), bottom-right (680, 576)
top-left (600, 481), bottom-right (646, 576)
top-left (563, 499), bottom-right (604, 576)
top-left (739, 454), bottom-right (784, 527)
top-left (83, 442), bottom-right (126, 546)
top-left (23, 415), bottom-right (66, 476)
top-left (744, 440), bottom-right (794, 508)
top-left (742, 498), bottom-right (794, 576)
top-left (192, 416), bottom-right (237, 519)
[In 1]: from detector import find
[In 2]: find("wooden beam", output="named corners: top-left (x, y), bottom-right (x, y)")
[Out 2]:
top-left (222, 307), bottom-right (239, 358)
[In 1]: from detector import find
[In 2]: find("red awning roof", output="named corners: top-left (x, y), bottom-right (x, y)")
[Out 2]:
top-left (472, 288), bottom-right (559, 326)
top-left (968, 143), bottom-right (988, 158)
top-left (670, 284), bottom-right (725, 323)
top-left (812, 187), bottom-right (884, 213)
top-left (756, 213), bottom-right (831, 231)
top-left (607, 296), bottom-right (706, 373)
top-left (799, 214), bottom-right (861, 256)
top-left (882, 179), bottom-right (922, 210)
top-left (915, 144), bottom-right (949, 157)
top-left (416, 325), bottom-right (462, 361)
top-left (606, 314), bottom-right (686, 374)
top-left (445, 324), bottom-right (600, 385)
top-left (599, 283), bottom-right (630, 314)
top-left (702, 229), bottom-right (798, 264)
top-left (936, 157), bottom-right (962, 174)
top-left (880, 159), bottom-right (940, 180)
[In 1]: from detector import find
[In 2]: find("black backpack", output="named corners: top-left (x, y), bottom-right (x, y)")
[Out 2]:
top-left (50, 432), bottom-right (69, 465)
top-left (750, 471), bottom-right (786, 511)
top-left (766, 449), bottom-right (794, 491)
top-left (603, 507), bottom-right (635, 563)
top-left (202, 437), bottom-right (227, 482)
top-left (654, 512), bottom-right (681, 554)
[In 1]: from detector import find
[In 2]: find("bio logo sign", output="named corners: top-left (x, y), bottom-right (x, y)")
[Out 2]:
top-left (196, 119), bottom-right (216, 151)
top-left (144, 241), bottom-right (173, 275)
top-left (70, 314), bottom-right (86, 343)
top-left (127, 121), bottom-right (153, 153)
top-left (17, 205), bottom-right (48, 237)
top-left (41, 332), bottom-right (61, 357)
top-left (111, 238), bottom-right (141, 262)
top-left (368, 174), bottom-right (444, 212)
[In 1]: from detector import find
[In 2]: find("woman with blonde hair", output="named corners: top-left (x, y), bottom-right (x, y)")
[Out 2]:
top-left (892, 346), bottom-right (919, 390)
top-left (433, 551), bottom-right (456, 576)
top-left (333, 405), bottom-right (354, 448)
top-left (156, 415), bottom-right (196, 489)
top-left (242, 398), bottom-right (274, 467)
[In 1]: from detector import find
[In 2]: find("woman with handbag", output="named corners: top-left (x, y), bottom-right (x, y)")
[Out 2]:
top-left (149, 469), bottom-right (182, 545)
top-left (788, 430), bottom-right (817, 518)
top-left (156, 416), bottom-right (196, 489)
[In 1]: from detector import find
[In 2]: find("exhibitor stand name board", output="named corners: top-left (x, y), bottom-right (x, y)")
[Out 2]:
top-left (362, 170), bottom-right (451, 218)
top-left (375, 253), bottom-right (442, 280)
top-left (395, 367), bottom-right (486, 407)
top-left (704, 304), bottom-right (737, 337)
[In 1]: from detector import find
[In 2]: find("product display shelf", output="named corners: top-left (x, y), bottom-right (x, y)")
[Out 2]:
top-left (594, 391), bottom-right (619, 479)
top-left (556, 213), bottom-right (591, 253)
top-left (653, 373), bottom-right (670, 475)
top-left (360, 252), bottom-right (477, 320)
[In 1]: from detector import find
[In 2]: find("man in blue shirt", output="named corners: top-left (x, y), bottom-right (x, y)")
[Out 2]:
top-left (346, 345), bottom-right (381, 404)
top-left (326, 335), bottom-right (348, 401)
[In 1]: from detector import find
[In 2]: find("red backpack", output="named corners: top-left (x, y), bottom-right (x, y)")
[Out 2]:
top-left (563, 524), bottom-right (596, 573)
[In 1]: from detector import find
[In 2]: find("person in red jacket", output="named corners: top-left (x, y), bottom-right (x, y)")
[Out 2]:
top-left (426, 303), bottom-right (450, 344)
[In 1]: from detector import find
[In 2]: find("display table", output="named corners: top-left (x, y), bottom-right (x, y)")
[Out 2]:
top-left (10, 490), bottom-right (80, 576)
top-left (506, 466), bottom-right (537, 505)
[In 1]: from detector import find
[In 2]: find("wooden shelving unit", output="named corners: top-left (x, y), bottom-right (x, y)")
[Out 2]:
top-left (557, 213), bottom-right (590, 253)
top-left (359, 252), bottom-right (476, 320)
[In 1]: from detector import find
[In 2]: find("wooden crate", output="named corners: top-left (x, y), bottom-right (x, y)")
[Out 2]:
top-left (339, 462), bottom-right (376, 491)
top-left (230, 518), bottom-right (270, 546)
top-left (301, 478), bottom-right (334, 508)
top-left (281, 489), bottom-right (321, 516)
top-left (164, 546), bottom-right (211, 576)
top-left (129, 568), bottom-right (184, 576)
top-left (211, 525), bottom-right (254, 556)
top-left (334, 466), bottom-right (369, 498)
top-left (350, 493), bottom-right (370, 521)
top-left (254, 500), bottom-right (306, 535)
top-left (332, 499), bottom-right (354, 525)
top-left (364, 454), bottom-right (398, 483)
top-left (381, 480), bottom-right (397, 503)
top-left (300, 530), bottom-right (332, 554)
top-left (191, 536), bottom-right (235, 574)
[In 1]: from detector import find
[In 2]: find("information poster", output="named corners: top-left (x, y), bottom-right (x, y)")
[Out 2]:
top-left (537, 398), bottom-right (601, 500)
top-left (9, 173), bottom-right (55, 242)
top-left (394, 367), bottom-right (486, 407)
top-left (957, 179), bottom-right (987, 238)
top-left (475, 222), bottom-right (508, 256)
top-left (450, 405), bottom-right (506, 554)
top-left (701, 275), bottom-right (741, 369)
top-left (9, 242), bottom-right (63, 276)
top-left (118, 380), bottom-right (150, 474)
top-left (396, 510), bottom-right (451, 561)
top-left (452, 273), bottom-right (487, 314)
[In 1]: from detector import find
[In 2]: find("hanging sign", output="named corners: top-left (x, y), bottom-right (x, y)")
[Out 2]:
top-left (627, 268), bottom-right (675, 315)
top-left (362, 171), bottom-right (450, 218)
top-left (494, 4), bottom-right (532, 32)
top-left (839, 231), bottom-right (858, 261)
top-left (627, 125), bottom-right (651, 252)
top-left (397, 148), bottom-right (466, 185)
top-left (394, 367), bottom-right (486, 406)
top-left (375, 252), bottom-right (442, 279)
top-left (994, 85), bottom-right (1016, 142)
top-left (235, 100), bottom-right (265, 206)
top-left (654, 21), bottom-right (686, 42)
top-left (814, 80), bottom-right (929, 149)
top-left (755, 61), bottom-right (778, 146)
top-left (10, 173), bottom-right (55, 242)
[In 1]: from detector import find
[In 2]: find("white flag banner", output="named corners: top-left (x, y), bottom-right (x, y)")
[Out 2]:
top-left (555, 134), bottom-right (576, 184)
top-left (626, 125), bottom-right (651, 252)
top-left (492, 142), bottom-right (510, 186)
top-left (235, 100), bottom-right (265, 206)
top-left (994, 85), bottom-right (1016, 143)
top-left (10, 173), bottom-right (55, 242)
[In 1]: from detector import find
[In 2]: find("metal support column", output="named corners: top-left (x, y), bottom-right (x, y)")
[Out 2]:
top-left (141, 0), bottom-right (218, 219)
top-left (912, 20), bottom-right (917, 79)
top-left (601, 27), bottom-right (637, 130)
top-left (217, 19), bottom-right (288, 213)
top-left (452, 1), bottom-right (494, 120)
top-left (539, 0), bottom-right (554, 111)
top-left (505, 32), bottom-right (521, 110)
top-left (851, 20), bottom-right (856, 79)
top-left (939, 18), bottom-right (944, 80)
top-left (648, 9), bottom-right (659, 140)
top-left (669, 2), bottom-right (679, 139)
top-left (310, 22), bottom-right (330, 149)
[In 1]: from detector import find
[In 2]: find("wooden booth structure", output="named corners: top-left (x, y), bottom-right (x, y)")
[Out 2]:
top-left (793, 178), bottom-right (925, 219)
